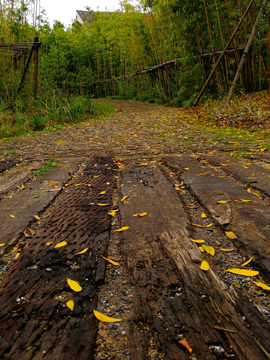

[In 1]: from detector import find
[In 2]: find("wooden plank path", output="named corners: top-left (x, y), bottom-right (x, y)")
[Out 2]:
top-left (0, 155), bottom-right (269, 359)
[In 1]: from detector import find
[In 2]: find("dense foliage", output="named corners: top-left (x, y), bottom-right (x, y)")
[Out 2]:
top-left (0, 0), bottom-right (270, 108)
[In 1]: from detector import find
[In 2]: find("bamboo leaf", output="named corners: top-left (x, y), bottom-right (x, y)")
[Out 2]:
top-left (225, 231), bottom-right (237, 239)
top-left (75, 248), bottom-right (88, 255)
top-left (55, 241), bottom-right (67, 248)
top-left (66, 300), bottom-right (74, 311)
top-left (200, 261), bottom-right (210, 271)
top-left (101, 255), bottom-right (120, 265)
top-left (241, 257), bottom-right (253, 267)
top-left (114, 226), bottom-right (129, 232)
top-left (254, 282), bottom-right (270, 291)
top-left (67, 279), bottom-right (82, 292)
top-left (93, 309), bottom-right (121, 322)
top-left (226, 269), bottom-right (259, 276)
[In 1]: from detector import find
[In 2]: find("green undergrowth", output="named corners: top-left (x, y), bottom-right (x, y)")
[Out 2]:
top-left (0, 92), bottom-right (115, 140)
top-left (33, 159), bottom-right (59, 176)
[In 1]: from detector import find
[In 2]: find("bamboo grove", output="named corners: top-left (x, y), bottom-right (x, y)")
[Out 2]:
top-left (0, 0), bottom-right (270, 106)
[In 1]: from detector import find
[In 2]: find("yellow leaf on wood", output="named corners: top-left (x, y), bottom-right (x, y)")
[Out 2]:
top-left (67, 279), bottom-right (82, 292)
top-left (121, 196), bottom-right (129, 202)
top-left (75, 248), bottom-right (88, 255)
top-left (190, 239), bottom-right (205, 243)
top-left (133, 212), bottom-right (147, 217)
top-left (66, 300), bottom-right (74, 311)
top-left (114, 226), bottom-right (129, 232)
top-left (15, 253), bottom-right (20, 259)
top-left (101, 255), bottom-right (120, 266)
top-left (55, 241), bottom-right (67, 248)
top-left (200, 261), bottom-right (210, 271)
top-left (178, 339), bottom-right (192, 354)
top-left (225, 231), bottom-right (237, 239)
top-left (93, 309), bottom-right (121, 322)
top-left (241, 257), bottom-right (253, 267)
top-left (254, 282), bottom-right (270, 291)
top-left (226, 269), bottom-right (259, 276)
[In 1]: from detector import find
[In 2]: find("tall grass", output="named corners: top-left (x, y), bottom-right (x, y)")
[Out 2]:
top-left (0, 91), bottom-right (115, 139)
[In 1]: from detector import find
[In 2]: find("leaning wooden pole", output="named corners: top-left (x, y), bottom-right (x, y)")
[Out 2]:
top-left (193, 0), bottom-right (255, 107)
top-left (226, 0), bottom-right (268, 104)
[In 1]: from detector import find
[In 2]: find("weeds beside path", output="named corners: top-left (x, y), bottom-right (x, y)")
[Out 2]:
top-left (0, 99), bottom-right (269, 162)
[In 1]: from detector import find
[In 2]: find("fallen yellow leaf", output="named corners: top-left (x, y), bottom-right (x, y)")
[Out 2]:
top-left (133, 212), bottom-right (147, 217)
top-left (217, 200), bottom-right (229, 204)
top-left (225, 231), bottom-right (237, 239)
top-left (106, 182), bottom-right (110, 185)
top-left (101, 255), bottom-right (120, 266)
top-left (199, 246), bottom-right (204, 252)
top-left (108, 209), bottom-right (118, 217)
top-left (10, 214), bottom-right (15, 218)
top-left (192, 223), bottom-right (212, 228)
top-left (114, 226), bottom-right (129, 232)
top-left (55, 241), bottom-right (67, 248)
top-left (178, 339), bottom-right (192, 354)
top-left (15, 253), bottom-right (20, 259)
top-left (0, 243), bottom-right (5, 246)
top-left (200, 261), bottom-right (210, 271)
top-left (67, 279), bottom-right (82, 292)
top-left (220, 248), bottom-right (235, 252)
top-left (226, 269), bottom-right (259, 276)
top-left (97, 203), bottom-right (109, 206)
top-left (99, 191), bottom-right (106, 194)
top-left (66, 300), bottom-right (74, 311)
top-left (75, 248), bottom-right (88, 255)
top-left (190, 239), bottom-right (205, 243)
top-left (129, 190), bottom-right (136, 193)
top-left (201, 213), bottom-right (207, 218)
top-left (35, 215), bottom-right (40, 220)
top-left (121, 196), bottom-right (129, 202)
top-left (241, 257), bottom-right (253, 267)
top-left (93, 309), bottom-right (121, 322)
top-left (202, 245), bottom-right (215, 256)
top-left (254, 282), bottom-right (270, 291)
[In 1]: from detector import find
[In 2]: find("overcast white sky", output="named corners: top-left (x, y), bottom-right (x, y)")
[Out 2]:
top-left (40, 0), bottom-right (122, 27)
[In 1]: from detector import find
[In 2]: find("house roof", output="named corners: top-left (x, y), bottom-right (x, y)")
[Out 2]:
top-left (76, 10), bottom-right (114, 24)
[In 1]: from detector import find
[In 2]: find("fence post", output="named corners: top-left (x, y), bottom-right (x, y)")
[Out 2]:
top-left (33, 36), bottom-right (39, 99)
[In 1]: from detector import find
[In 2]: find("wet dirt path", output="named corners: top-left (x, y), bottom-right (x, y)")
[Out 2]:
top-left (0, 101), bottom-right (270, 359)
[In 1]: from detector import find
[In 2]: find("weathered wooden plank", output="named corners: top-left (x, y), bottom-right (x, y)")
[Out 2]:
top-left (203, 153), bottom-right (270, 196)
top-left (165, 155), bottom-right (270, 280)
top-left (0, 160), bottom-right (41, 196)
top-left (0, 158), bottom-right (81, 254)
top-left (0, 157), bottom-right (116, 359)
top-left (118, 161), bottom-right (270, 359)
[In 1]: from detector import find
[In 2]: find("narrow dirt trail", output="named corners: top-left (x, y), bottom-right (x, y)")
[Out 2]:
top-left (0, 100), bottom-right (270, 359)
